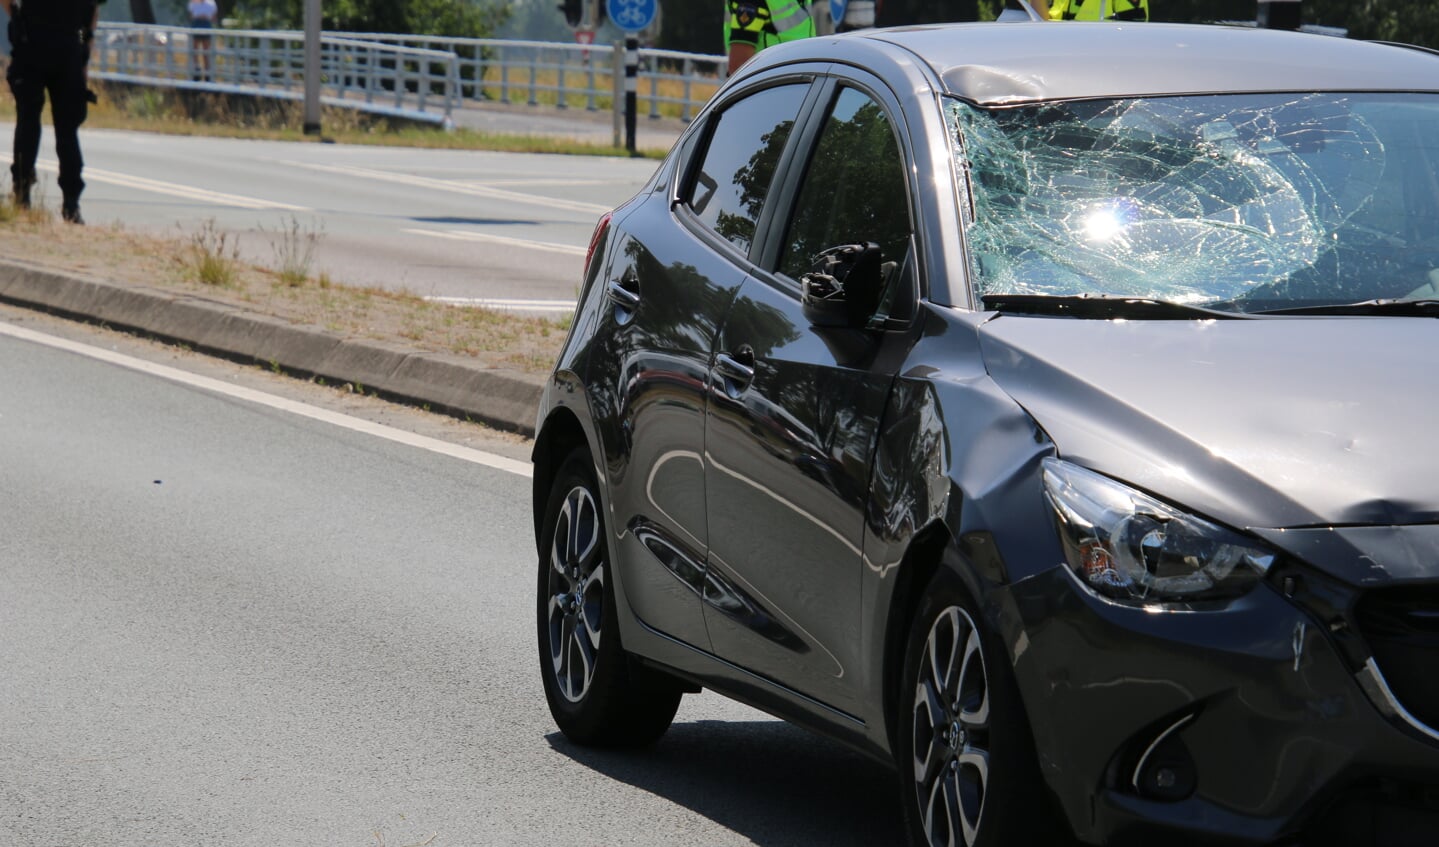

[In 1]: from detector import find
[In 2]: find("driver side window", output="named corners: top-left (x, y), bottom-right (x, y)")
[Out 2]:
top-left (779, 87), bottom-right (913, 283)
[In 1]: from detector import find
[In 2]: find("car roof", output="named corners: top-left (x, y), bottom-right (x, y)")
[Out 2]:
top-left (823, 23), bottom-right (1439, 105)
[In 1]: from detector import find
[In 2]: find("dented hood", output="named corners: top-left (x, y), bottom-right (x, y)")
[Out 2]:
top-left (978, 315), bottom-right (1439, 535)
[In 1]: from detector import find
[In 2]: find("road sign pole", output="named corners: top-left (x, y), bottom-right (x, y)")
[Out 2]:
top-left (606, 0), bottom-right (656, 155)
top-left (612, 40), bottom-right (624, 148)
top-left (625, 35), bottom-right (638, 156)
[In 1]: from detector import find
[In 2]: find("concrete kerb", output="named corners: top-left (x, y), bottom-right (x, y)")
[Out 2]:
top-left (0, 258), bottom-right (543, 436)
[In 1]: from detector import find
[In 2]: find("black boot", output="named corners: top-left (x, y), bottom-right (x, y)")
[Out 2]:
top-left (12, 177), bottom-right (33, 210)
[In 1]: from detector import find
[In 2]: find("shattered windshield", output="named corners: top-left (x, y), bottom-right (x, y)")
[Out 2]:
top-left (951, 93), bottom-right (1439, 312)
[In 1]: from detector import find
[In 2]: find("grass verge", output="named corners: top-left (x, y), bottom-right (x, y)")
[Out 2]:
top-left (0, 198), bottom-right (568, 375)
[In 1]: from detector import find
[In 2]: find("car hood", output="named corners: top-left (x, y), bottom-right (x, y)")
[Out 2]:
top-left (978, 315), bottom-right (1439, 536)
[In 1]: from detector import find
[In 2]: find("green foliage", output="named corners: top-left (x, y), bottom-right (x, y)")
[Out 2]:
top-left (497, 0), bottom-right (576, 40)
top-left (1306, 0), bottom-right (1439, 45)
top-left (1154, 0), bottom-right (1439, 47)
top-left (226, 0), bottom-right (509, 38)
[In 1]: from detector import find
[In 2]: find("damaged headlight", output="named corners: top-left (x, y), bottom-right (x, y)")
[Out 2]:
top-left (1041, 458), bottom-right (1275, 605)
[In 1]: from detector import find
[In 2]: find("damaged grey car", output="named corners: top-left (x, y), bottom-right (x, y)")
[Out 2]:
top-left (531, 21), bottom-right (1439, 847)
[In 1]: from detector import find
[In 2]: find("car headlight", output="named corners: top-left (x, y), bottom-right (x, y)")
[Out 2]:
top-left (1041, 458), bottom-right (1275, 605)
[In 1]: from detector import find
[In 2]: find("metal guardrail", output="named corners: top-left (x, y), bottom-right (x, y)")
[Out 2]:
top-left (92, 23), bottom-right (462, 125)
top-left (345, 35), bottom-right (727, 123)
top-left (92, 24), bottom-right (727, 128)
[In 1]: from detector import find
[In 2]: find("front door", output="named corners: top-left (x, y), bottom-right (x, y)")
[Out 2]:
top-left (702, 82), bottom-right (917, 715)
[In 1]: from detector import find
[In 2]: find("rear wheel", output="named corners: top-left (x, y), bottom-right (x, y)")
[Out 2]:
top-left (536, 448), bottom-right (683, 746)
top-left (898, 567), bottom-right (1062, 846)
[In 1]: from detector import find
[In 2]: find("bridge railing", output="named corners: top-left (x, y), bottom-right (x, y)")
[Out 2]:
top-left (340, 35), bottom-right (726, 123)
top-left (93, 23), bottom-right (462, 125)
top-left (92, 24), bottom-right (727, 128)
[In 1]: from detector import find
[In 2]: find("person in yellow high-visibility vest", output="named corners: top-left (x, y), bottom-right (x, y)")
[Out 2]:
top-left (1048, 0), bottom-right (1147, 20)
top-left (726, 0), bottom-right (817, 74)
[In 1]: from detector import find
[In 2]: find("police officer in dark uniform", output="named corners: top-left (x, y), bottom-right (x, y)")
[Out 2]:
top-left (4, 0), bottom-right (104, 224)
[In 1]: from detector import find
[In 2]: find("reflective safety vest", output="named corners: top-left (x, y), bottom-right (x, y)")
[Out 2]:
top-left (726, 0), bottom-right (817, 51)
top-left (1048, 0), bottom-right (1148, 20)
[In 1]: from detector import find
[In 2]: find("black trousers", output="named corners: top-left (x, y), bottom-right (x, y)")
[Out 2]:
top-left (7, 27), bottom-right (91, 202)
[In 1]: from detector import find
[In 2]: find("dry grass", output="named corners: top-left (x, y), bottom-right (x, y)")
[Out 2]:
top-left (0, 200), bottom-right (567, 374)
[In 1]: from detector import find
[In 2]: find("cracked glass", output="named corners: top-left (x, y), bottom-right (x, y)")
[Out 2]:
top-left (950, 93), bottom-right (1439, 312)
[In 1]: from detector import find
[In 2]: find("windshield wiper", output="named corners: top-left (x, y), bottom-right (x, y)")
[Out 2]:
top-left (981, 294), bottom-right (1249, 320)
top-left (1252, 298), bottom-right (1439, 317)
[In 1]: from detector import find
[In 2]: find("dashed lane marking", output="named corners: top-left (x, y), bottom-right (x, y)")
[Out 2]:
top-left (0, 155), bottom-right (309, 211)
top-left (275, 159), bottom-right (611, 215)
top-left (402, 227), bottom-right (586, 257)
top-left (423, 296), bottom-right (577, 313)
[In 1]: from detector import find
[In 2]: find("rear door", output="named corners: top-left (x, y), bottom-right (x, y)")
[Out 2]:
top-left (592, 76), bottom-right (819, 649)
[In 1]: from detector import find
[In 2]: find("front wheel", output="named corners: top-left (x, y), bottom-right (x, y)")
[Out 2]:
top-left (897, 567), bottom-right (1063, 847)
top-left (536, 447), bottom-right (683, 746)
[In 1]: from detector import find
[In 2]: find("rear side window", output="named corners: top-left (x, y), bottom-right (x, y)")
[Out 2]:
top-left (685, 84), bottom-right (810, 254)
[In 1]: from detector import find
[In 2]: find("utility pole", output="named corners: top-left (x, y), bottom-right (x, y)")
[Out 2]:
top-left (129, 0), bottom-right (157, 25)
top-left (304, 0), bottom-right (322, 136)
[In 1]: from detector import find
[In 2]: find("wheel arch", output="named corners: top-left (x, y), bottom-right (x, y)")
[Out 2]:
top-left (532, 405), bottom-right (589, 553)
top-left (880, 518), bottom-right (954, 755)
top-left (877, 490), bottom-right (1042, 760)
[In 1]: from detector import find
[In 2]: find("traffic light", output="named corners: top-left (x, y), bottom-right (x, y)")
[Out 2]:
top-left (559, 0), bottom-right (583, 27)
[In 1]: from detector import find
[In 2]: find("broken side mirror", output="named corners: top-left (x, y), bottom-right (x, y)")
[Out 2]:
top-left (800, 242), bottom-right (886, 328)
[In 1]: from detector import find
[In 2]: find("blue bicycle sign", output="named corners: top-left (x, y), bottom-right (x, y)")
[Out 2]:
top-left (607, 0), bottom-right (657, 32)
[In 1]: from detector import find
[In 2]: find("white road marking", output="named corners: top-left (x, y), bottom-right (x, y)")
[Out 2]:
top-left (465, 178), bottom-right (611, 187)
top-left (0, 320), bottom-right (532, 478)
top-left (276, 159), bottom-right (611, 215)
top-left (0, 155), bottom-right (309, 211)
top-left (424, 296), bottom-right (577, 313)
top-left (402, 227), bottom-right (586, 257)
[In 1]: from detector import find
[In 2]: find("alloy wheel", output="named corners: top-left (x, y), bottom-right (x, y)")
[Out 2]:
top-left (546, 484), bottom-right (606, 703)
top-left (911, 605), bottom-right (991, 847)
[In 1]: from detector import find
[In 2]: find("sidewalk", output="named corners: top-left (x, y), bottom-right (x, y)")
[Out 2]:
top-left (0, 255), bottom-right (547, 437)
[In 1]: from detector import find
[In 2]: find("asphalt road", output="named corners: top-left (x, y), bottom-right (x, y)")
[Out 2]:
top-left (0, 306), bottom-right (906, 847)
top-left (0, 124), bottom-right (664, 314)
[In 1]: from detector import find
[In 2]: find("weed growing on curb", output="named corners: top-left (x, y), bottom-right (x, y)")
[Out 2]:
top-left (265, 215), bottom-right (324, 288)
top-left (185, 219), bottom-right (241, 287)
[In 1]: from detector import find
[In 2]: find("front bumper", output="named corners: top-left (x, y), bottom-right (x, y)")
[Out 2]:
top-left (1004, 566), bottom-right (1439, 846)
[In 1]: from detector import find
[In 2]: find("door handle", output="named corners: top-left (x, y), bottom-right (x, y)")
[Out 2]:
top-left (606, 271), bottom-right (640, 325)
top-left (714, 346), bottom-right (756, 397)
top-left (606, 279), bottom-right (640, 309)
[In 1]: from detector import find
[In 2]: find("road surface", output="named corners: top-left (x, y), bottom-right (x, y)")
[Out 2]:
top-left (1, 125), bottom-right (663, 314)
top-left (0, 305), bottom-right (906, 847)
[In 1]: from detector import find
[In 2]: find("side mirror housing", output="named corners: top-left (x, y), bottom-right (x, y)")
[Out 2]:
top-left (800, 242), bottom-right (885, 328)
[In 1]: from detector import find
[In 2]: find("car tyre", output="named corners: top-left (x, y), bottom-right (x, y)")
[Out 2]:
top-left (898, 566), bottom-right (1064, 847)
top-left (537, 448), bottom-right (684, 746)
